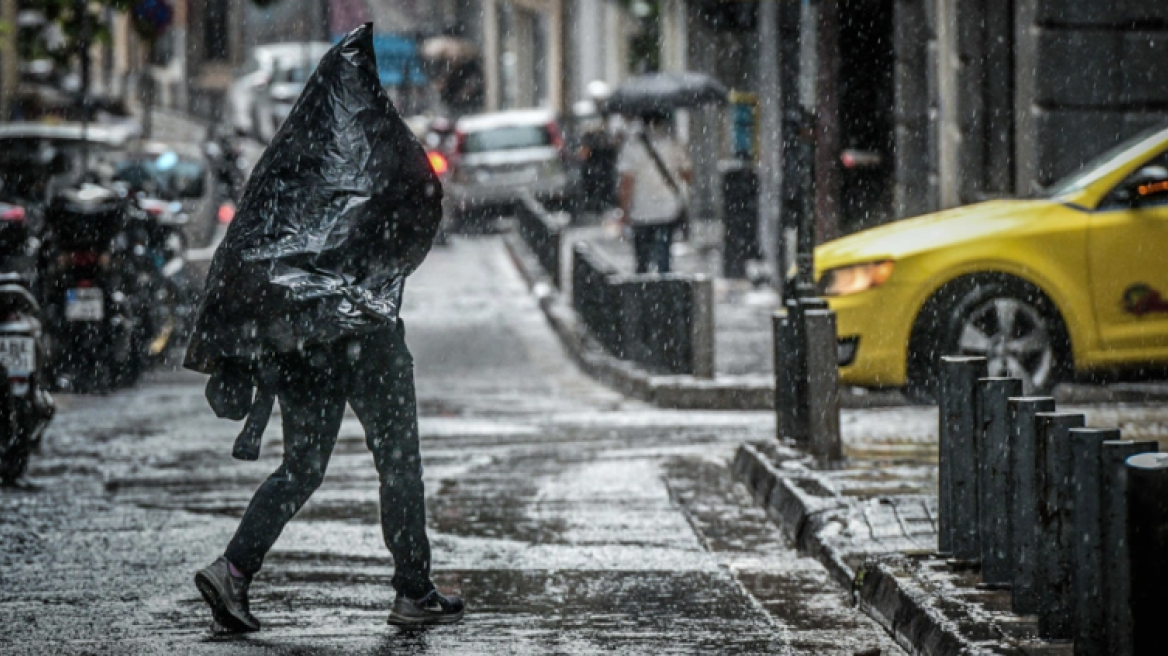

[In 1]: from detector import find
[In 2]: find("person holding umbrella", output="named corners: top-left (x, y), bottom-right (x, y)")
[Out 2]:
top-left (616, 109), bottom-right (692, 273)
top-left (608, 71), bottom-right (725, 273)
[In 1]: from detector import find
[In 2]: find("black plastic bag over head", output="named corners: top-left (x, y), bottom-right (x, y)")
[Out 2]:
top-left (185, 23), bottom-right (442, 375)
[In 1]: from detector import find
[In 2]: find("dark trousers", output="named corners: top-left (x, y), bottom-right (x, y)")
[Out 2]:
top-left (223, 323), bottom-right (434, 598)
top-left (632, 223), bottom-right (673, 274)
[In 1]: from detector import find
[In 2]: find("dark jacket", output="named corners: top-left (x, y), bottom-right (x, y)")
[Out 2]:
top-left (184, 23), bottom-right (442, 377)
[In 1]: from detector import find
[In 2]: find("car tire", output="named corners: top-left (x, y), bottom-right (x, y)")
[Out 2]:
top-left (905, 274), bottom-right (1072, 403)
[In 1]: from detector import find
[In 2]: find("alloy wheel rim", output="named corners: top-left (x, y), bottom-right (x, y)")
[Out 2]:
top-left (957, 297), bottom-right (1054, 392)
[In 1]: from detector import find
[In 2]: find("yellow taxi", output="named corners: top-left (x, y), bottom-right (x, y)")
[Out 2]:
top-left (816, 125), bottom-right (1168, 397)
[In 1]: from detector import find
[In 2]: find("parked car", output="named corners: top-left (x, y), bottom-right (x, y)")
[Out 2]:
top-left (229, 42), bottom-right (331, 142)
top-left (445, 109), bottom-right (568, 228)
top-left (254, 58), bottom-right (318, 140)
top-left (0, 122), bottom-right (139, 206)
top-left (816, 124), bottom-right (1168, 399)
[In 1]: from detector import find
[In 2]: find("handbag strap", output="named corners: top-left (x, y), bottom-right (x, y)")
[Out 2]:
top-left (638, 132), bottom-right (684, 200)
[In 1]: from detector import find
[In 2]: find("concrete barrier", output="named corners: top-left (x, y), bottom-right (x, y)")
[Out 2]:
top-left (514, 191), bottom-right (568, 289)
top-left (571, 242), bottom-right (714, 377)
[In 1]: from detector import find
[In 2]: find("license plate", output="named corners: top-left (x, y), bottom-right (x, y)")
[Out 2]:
top-left (65, 287), bottom-right (104, 321)
top-left (0, 336), bottom-right (35, 377)
top-left (490, 167), bottom-right (539, 185)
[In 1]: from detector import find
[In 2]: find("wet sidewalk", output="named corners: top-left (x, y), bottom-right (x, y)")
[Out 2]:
top-left (733, 401), bottom-right (1168, 655)
top-left (0, 238), bottom-right (905, 655)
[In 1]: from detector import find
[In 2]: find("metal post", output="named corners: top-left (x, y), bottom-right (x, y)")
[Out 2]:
top-left (1009, 396), bottom-right (1056, 614)
top-left (1101, 440), bottom-right (1157, 656)
top-left (804, 308), bottom-right (841, 463)
top-left (937, 356), bottom-right (986, 559)
top-left (1126, 451), bottom-right (1168, 655)
top-left (0, 0), bottom-right (17, 120)
top-left (691, 276), bottom-right (714, 379)
top-left (757, 0), bottom-right (783, 288)
top-left (813, 0), bottom-right (840, 243)
top-left (977, 377), bottom-right (1022, 585)
top-left (143, 41), bottom-right (156, 139)
top-left (78, 0), bottom-right (92, 167)
top-left (1034, 411), bottom-right (1085, 639)
top-left (1069, 428), bottom-right (1120, 655)
top-left (773, 309), bottom-right (804, 444)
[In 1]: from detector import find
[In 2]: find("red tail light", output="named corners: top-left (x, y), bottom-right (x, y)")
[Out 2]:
top-left (427, 151), bottom-right (449, 175)
top-left (71, 251), bottom-right (100, 267)
top-left (217, 203), bottom-right (236, 224)
top-left (0, 206), bottom-right (26, 222)
top-left (547, 122), bottom-right (564, 153)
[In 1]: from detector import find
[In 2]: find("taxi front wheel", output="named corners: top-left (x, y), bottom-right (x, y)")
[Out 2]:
top-left (907, 274), bottom-right (1071, 402)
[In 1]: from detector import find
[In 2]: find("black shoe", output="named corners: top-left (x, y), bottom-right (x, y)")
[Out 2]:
top-left (387, 590), bottom-right (465, 626)
top-left (194, 557), bottom-right (261, 633)
top-left (0, 477), bottom-right (38, 491)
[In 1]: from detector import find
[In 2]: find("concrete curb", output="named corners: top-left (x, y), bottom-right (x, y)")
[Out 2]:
top-left (857, 560), bottom-right (984, 656)
top-left (731, 442), bottom-right (975, 656)
top-left (732, 442), bottom-right (1067, 656)
top-left (730, 443), bottom-right (855, 589)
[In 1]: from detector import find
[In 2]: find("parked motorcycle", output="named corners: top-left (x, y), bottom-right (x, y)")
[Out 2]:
top-left (0, 203), bottom-right (55, 485)
top-left (125, 195), bottom-right (193, 363)
top-left (203, 132), bottom-right (248, 202)
top-left (39, 185), bottom-right (143, 392)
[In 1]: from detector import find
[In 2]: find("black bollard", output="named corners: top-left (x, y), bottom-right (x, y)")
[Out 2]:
top-left (1125, 451), bottom-right (1168, 656)
top-left (1069, 427), bottom-right (1120, 656)
top-left (938, 356), bottom-right (987, 559)
top-left (805, 309), bottom-right (842, 463)
top-left (977, 377), bottom-right (1023, 586)
top-left (1101, 440), bottom-right (1157, 656)
top-left (1009, 396), bottom-right (1056, 615)
top-left (1034, 411), bottom-right (1085, 639)
top-left (773, 310), bottom-right (805, 444)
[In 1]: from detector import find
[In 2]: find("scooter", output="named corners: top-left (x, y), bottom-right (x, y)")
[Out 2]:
top-left (0, 204), bottom-right (55, 485)
top-left (39, 185), bottom-right (143, 392)
top-left (203, 132), bottom-right (248, 202)
top-left (125, 195), bottom-right (193, 363)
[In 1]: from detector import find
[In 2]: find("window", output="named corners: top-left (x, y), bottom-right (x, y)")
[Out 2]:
top-left (1098, 151), bottom-right (1168, 211)
top-left (461, 126), bottom-right (552, 154)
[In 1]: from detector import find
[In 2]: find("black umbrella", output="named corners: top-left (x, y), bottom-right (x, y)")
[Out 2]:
top-left (606, 72), bottom-right (728, 116)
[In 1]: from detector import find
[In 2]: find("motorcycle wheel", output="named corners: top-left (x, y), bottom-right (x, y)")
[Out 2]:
top-left (0, 382), bottom-right (27, 484)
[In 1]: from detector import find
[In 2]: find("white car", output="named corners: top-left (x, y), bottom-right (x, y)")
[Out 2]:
top-left (445, 109), bottom-right (568, 227)
top-left (230, 42), bottom-right (331, 142)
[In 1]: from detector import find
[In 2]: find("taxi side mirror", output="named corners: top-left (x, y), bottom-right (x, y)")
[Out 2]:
top-left (1118, 166), bottom-right (1168, 207)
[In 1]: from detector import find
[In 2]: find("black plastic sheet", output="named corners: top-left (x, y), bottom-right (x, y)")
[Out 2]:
top-left (185, 23), bottom-right (442, 376)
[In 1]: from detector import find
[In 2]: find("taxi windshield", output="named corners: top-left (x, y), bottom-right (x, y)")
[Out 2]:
top-left (1045, 125), bottom-right (1168, 198)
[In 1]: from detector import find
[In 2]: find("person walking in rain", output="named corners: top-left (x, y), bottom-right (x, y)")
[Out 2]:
top-left (575, 81), bottom-right (621, 218)
top-left (617, 109), bottom-right (692, 273)
top-left (185, 24), bottom-right (463, 631)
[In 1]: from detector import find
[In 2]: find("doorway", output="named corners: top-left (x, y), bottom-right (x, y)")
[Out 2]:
top-left (837, 0), bottom-right (895, 234)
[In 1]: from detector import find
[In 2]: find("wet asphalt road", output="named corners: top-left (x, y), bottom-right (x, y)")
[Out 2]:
top-left (0, 238), bottom-right (903, 655)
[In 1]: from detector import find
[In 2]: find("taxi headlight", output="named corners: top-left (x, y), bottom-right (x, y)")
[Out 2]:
top-left (818, 260), bottom-right (895, 297)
